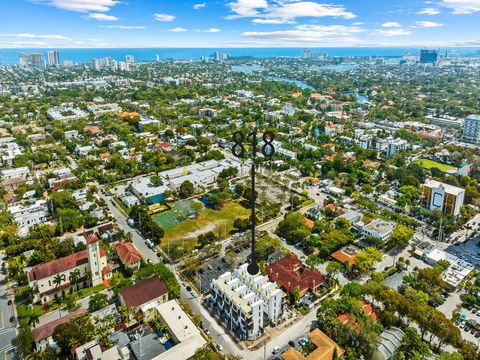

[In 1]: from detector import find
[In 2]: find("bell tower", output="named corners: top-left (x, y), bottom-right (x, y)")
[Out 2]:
top-left (86, 235), bottom-right (102, 286)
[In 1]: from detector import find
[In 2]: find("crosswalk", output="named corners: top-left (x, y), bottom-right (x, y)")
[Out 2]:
top-left (0, 344), bottom-right (14, 353)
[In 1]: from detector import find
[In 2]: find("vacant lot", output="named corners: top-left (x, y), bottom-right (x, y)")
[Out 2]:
top-left (160, 200), bottom-right (250, 252)
top-left (414, 159), bottom-right (457, 172)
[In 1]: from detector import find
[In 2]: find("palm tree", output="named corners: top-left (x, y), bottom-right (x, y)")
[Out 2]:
top-left (28, 312), bottom-right (40, 328)
top-left (68, 269), bottom-right (81, 293)
top-left (83, 269), bottom-right (92, 287)
top-left (52, 274), bottom-right (66, 296)
top-left (25, 285), bottom-right (39, 303)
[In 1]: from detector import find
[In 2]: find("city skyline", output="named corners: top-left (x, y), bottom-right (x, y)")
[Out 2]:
top-left (0, 0), bottom-right (480, 48)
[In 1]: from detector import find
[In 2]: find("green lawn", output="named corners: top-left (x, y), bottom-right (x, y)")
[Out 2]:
top-left (160, 200), bottom-right (249, 252)
top-left (414, 159), bottom-right (457, 172)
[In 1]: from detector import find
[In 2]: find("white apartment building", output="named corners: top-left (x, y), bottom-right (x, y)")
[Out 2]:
top-left (376, 137), bottom-right (408, 157)
top-left (0, 140), bottom-right (24, 166)
top-left (87, 103), bottom-right (122, 116)
top-left (357, 134), bottom-right (373, 150)
top-left (463, 115), bottom-right (480, 144)
top-left (362, 219), bottom-right (396, 241)
top-left (47, 103), bottom-right (88, 122)
top-left (8, 199), bottom-right (50, 233)
top-left (208, 263), bottom-right (283, 340)
top-left (27, 235), bottom-right (111, 303)
top-left (387, 138), bottom-right (408, 157)
top-left (1, 166), bottom-right (30, 180)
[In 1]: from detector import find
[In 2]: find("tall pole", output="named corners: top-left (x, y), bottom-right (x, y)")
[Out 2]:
top-left (248, 129), bottom-right (259, 275)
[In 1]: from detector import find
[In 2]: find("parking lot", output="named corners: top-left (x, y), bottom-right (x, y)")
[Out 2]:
top-left (197, 258), bottom-right (232, 294)
top-left (456, 305), bottom-right (480, 345)
top-left (442, 233), bottom-right (480, 268)
top-left (268, 332), bottom-right (311, 359)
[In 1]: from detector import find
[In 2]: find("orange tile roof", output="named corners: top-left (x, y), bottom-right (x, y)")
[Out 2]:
top-left (331, 250), bottom-right (357, 266)
top-left (267, 254), bottom-right (326, 294)
top-left (115, 242), bottom-right (143, 265)
top-left (115, 111), bottom-right (139, 119)
top-left (304, 218), bottom-right (315, 229)
top-left (336, 299), bottom-right (381, 333)
top-left (84, 125), bottom-right (101, 134)
top-left (324, 203), bottom-right (336, 211)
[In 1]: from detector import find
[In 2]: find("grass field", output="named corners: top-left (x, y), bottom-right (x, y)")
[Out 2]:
top-left (160, 200), bottom-right (250, 252)
top-left (414, 159), bottom-right (457, 172)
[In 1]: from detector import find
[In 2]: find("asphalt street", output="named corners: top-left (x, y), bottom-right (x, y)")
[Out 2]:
top-left (0, 254), bottom-right (17, 360)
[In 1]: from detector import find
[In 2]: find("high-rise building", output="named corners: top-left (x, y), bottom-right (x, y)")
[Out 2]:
top-left (92, 58), bottom-right (101, 71)
top-left (421, 179), bottom-right (465, 216)
top-left (47, 50), bottom-right (60, 66)
top-left (419, 49), bottom-right (438, 64)
top-left (19, 52), bottom-right (45, 67)
top-left (463, 115), bottom-right (480, 144)
top-left (119, 61), bottom-right (130, 71)
top-left (125, 54), bottom-right (135, 63)
top-left (303, 48), bottom-right (312, 59)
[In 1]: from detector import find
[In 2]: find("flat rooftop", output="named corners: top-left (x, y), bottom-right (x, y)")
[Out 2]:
top-left (424, 179), bottom-right (465, 196)
top-left (363, 219), bottom-right (396, 235)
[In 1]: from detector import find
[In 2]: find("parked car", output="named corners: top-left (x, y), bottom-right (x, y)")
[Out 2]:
top-left (288, 340), bottom-right (295, 347)
top-left (475, 332), bottom-right (480, 338)
top-left (298, 338), bottom-right (308, 347)
top-left (272, 346), bottom-right (281, 354)
top-left (216, 344), bottom-right (223, 351)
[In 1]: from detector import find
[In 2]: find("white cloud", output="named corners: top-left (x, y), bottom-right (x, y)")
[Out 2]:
top-left (87, 13), bottom-right (119, 21)
top-left (265, 1), bottom-right (356, 20)
top-left (226, 0), bottom-right (268, 18)
top-left (415, 21), bottom-right (444, 27)
top-left (372, 28), bottom-right (412, 36)
top-left (381, 21), bottom-right (402, 28)
top-left (417, 7), bottom-right (441, 15)
top-left (441, 0), bottom-right (480, 14)
top-left (242, 24), bottom-right (365, 43)
top-left (0, 33), bottom-right (71, 40)
top-left (169, 27), bottom-right (187, 32)
top-left (1, 41), bottom-right (49, 46)
top-left (195, 28), bottom-right (221, 32)
top-left (30, 0), bottom-right (118, 13)
top-left (252, 18), bottom-right (295, 24)
top-left (99, 25), bottom-right (145, 29)
top-left (193, 2), bottom-right (206, 10)
top-left (154, 13), bottom-right (175, 22)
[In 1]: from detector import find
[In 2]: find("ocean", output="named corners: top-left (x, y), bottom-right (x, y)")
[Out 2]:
top-left (0, 47), bottom-right (479, 65)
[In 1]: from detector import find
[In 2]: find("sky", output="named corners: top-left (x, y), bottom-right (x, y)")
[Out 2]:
top-left (0, 0), bottom-right (479, 48)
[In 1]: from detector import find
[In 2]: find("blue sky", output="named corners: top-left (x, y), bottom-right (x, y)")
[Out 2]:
top-left (0, 0), bottom-right (479, 48)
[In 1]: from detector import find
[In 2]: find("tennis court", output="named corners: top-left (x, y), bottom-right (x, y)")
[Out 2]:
top-left (152, 211), bottom-right (184, 230)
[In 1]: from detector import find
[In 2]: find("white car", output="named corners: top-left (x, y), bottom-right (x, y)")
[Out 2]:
top-left (272, 346), bottom-right (281, 354)
top-left (216, 344), bottom-right (223, 351)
